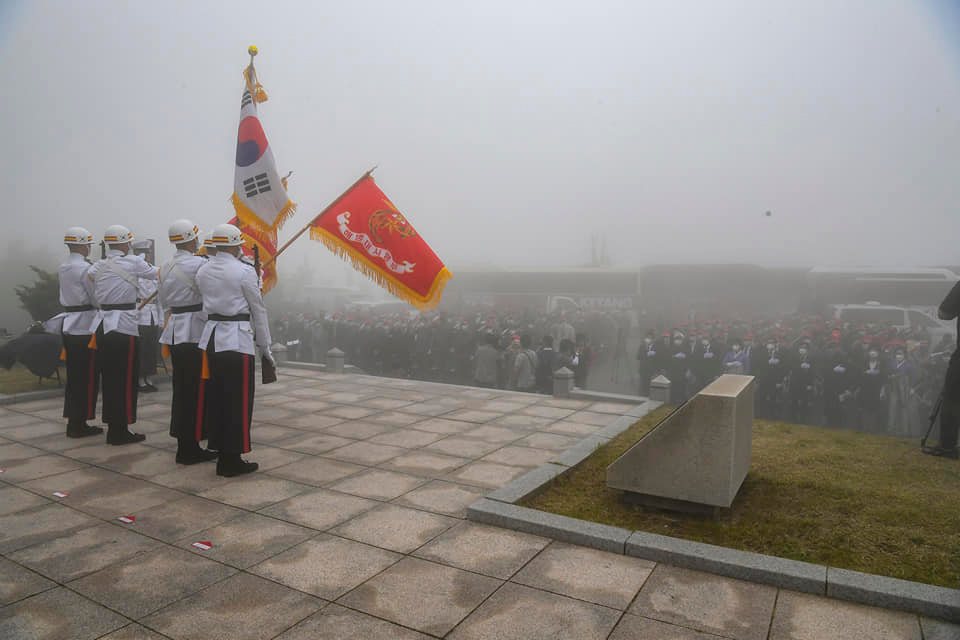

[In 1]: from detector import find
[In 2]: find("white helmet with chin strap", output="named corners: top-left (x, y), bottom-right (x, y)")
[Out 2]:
top-left (168, 219), bottom-right (200, 244)
top-left (64, 227), bottom-right (94, 245)
top-left (210, 223), bottom-right (245, 247)
top-left (103, 224), bottom-right (134, 245)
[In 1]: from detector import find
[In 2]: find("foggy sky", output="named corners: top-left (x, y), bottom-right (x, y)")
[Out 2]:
top-left (2, 0), bottom-right (959, 275)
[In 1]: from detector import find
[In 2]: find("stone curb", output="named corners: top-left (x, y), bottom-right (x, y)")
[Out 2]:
top-left (569, 388), bottom-right (647, 404)
top-left (467, 400), bottom-right (960, 623)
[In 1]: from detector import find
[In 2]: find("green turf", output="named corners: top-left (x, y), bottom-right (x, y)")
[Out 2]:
top-left (0, 364), bottom-right (62, 395)
top-left (522, 406), bottom-right (960, 588)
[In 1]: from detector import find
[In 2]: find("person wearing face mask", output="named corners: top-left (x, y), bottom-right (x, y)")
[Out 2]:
top-left (886, 346), bottom-right (915, 436)
top-left (756, 338), bottom-right (788, 420)
top-left (696, 335), bottom-right (721, 389)
top-left (637, 330), bottom-right (657, 396)
top-left (823, 340), bottom-right (855, 428)
top-left (667, 331), bottom-right (689, 404)
top-left (857, 344), bottom-right (888, 432)
top-left (788, 341), bottom-right (817, 424)
top-left (722, 338), bottom-right (749, 375)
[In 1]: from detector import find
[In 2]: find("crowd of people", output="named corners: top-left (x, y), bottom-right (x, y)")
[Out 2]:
top-left (273, 306), bottom-right (953, 437)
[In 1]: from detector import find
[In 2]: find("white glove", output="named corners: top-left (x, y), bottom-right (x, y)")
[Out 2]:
top-left (260, 347), bottom-right (276, 366)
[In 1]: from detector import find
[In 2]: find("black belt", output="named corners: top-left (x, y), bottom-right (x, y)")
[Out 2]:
top-left (63, 304), bottom-right (94, 312)
top-left (171, 304), bottom-right (203, 314)
top-left (209, 313), bottom-right (250, 322)
top-left (101, 303), bottom-right (136, 311)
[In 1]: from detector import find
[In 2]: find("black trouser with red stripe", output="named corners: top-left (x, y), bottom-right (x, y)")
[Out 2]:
top-left (62, 333), bottom-right (99, 425)
top-left (169, 342), bottom-right (205, 443)
top-left (205, 331), bottom-right (255, 454)
top-left (97, 327), bottom-right (139, 428)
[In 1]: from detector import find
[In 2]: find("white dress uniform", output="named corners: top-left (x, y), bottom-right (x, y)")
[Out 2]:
top-left (58, 252), bottom-right (100, 432)
top-left (59, 253), bottom-right (98, 336)
top-left (137, 276), bottom-right (161, 380)
top-left (88, 248), bottom-right (158, 437)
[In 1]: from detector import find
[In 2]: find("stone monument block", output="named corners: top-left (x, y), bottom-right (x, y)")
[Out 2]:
top-left (553, 366), bottom-right (575, 398)
top-left (606, 374), bottom-right (754, 510)
top-left (326, 347), bottom-right (345, 373)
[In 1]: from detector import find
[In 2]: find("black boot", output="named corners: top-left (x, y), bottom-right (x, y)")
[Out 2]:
top-left (106, 424), bottom-right (146, 445)
top-left (66, 421), bottom-right (104, 438)
top-left (176, 439), bottom-right (218, 465)
top-left (216, 453), bottom-right (258, 477)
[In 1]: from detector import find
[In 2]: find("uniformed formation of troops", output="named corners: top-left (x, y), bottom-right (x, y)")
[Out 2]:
top-left (56, 221), bottom-right (273, 476)
top-left (637, 317), bottom-right (954, 437)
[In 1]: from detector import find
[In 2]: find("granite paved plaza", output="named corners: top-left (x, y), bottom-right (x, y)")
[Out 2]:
top-left (0, 369), bottom-right (956, 639)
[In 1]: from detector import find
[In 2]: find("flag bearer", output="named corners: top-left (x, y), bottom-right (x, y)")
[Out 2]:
top-left (196, 223), bottom-right (274, 476)
top-left (159, 219), bottom-right (217, 465)
top-left (88, 225), bottom-right (158, 445)
top-left (58, 227), bottom-right (103, 438)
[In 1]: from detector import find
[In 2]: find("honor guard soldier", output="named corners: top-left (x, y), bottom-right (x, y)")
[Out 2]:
top-left (196, 223), bottom-right (274, 476)
top-left (159, 220), bottom-right (217, 465)
top-left (58, 227), bottom-right (103, 438)
top-left (88, 225), bottom-right (158, 445)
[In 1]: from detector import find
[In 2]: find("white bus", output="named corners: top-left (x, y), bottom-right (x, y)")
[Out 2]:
top-left (806, 267), bottom-right (959, 310)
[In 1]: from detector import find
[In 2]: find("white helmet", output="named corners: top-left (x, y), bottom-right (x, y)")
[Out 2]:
top-left (210, 223), bottom-right (245, 247)
top-left (103, 224), bottom-right (134, 245)
top-left (168, 219), bottom-right (200, 244)
top-left (64, 226), bottom-right (94, 245)
top-left (202, 231), bottom-right (216, 247)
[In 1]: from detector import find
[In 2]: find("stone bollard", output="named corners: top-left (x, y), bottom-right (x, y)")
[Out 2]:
top-left (553, 367), bottom-right (575, 398)
top-left (326, 347), bottom-right (345, 373)
top-left (649, 374), bottom-right (671, 403)
top-left (271, 343), bottom-right (288, 365)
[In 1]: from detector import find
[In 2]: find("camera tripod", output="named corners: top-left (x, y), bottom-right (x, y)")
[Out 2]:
top-left (920, 394), bottom-right (941, 453)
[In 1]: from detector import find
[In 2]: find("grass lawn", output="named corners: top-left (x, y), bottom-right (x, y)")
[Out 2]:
top-left (523, 406), bottom-right (960, 588)
top-left (0, 364), bottom-right (62, 395)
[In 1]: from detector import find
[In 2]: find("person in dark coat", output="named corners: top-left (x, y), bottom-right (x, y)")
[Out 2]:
top-left (787, 341), bottom-right (816, 424)
top-left (667, 332), bottom-right (689, 404)
top-left (535, 335), bottom-right (557, 394)
top-left (637, 330), bottom-right (657, 396)
top-left (857, 345), bottom-right (888, 432)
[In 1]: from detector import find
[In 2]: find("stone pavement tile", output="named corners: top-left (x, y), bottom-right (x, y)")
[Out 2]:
top-left (0, 503), bottom-right (100, 553)
top-left (768, 590), bottom-right (922, 640)
top-left (367, 428), bottom-right (445, 449)
top-left (284, 413), bottom-right (345, 430)
top-left (414, 522), bottom-right (549, 579)
top-left (566, 410), bottom-right (615, 426)
top-left (255, 392), bottom-right (300, 406)
top-left (259, 488), bottom-right (378, 530)
top-left (125, 495), bottom-right (244, 542)
top-left (274, 603), bottom-right (432, 640)
top-left (0, 484), bottom-right (49, 515)
top-left (522, 405), bottom-right (577, 419)
top-left (61, 478), bottom-right (183, 520)
top-left (393, 480), bottom-right (486, 517)
top-left (921, 618), bottom-right (960, 640)
top-left (0, 556), bottom-right (55, 605)
top-left (587, 401), bottom-right (633, 414)
top-left (539, 397), bottom-right (591, 409)
top-left (99, 623), bottom-right (170, 639)
top-left (0, 441), bottom-right (48, 464)
top-left (448, 581), bottom-right (621, 640)
top-left (148, 461), bottom-right (232, 493)
top-left (400, 402), bottom-right (459, 416)
top-left (130, 419), bottom-right (169, 435)
top-left (0, 411), bottom-right (47, 429)
top-left (176, 512), bottom-right (315, 568)
top-left (630, 564), bottom-right (777, 640)
top-left (329, 503), bottom-right (456, 553)
top-left (268, 457), bottom-right (366, 487)
top-left (273, 432), bottom-right (356, 455)
top-left (0, 586), bottom-right (128, 640)
top-left (251, 534), bottom-right (400, 599)
top-left (461, 424), bottom-right (527, 443)
top-left (324, 421), bottom-right (395, 440)
top-left (459, 389), bottom-right (500, 400)
top-left (409, 417), bottom-right (476, 435)
top-left (28, 433), bottom-right (104, 452)
top-left (325, 441), bottom-right (407, 465)
top-left (448, 460), bottom-right (529, 488)
top-left (482, 445), bottom-right (557, 468)
top-left (95, 446), bottom-right (179, 478)
top-left (0, 420), bottom-right (64, 441)
top-left (444, 409), bottom-right (503, 424)
top-left (287, 387), bottom-right (333, 399)
top-left (327, 468), bottom-right (428, 500)
top-left (382, 451), bottom-right (471, 477)
top-left (338, 556), bottom-right (502, 637)
top-left (609, 614), bottom-right (721, 639)
top-left (323, 391), bottom-right (371, 403)
top-left (544, 420), bottom-right (603, 437)
top-left (60, 442), bottom-right (151, 464)
top-left (363, 396), bottom-right (418, 410)
top-left (253, 406), bottom-right (297, 424)
top-left (491, 413), bottom-right (555, 429)
top-left (8, 522), bottom-right (159, 582)
top-left (364, 411), bottom-right (426, 427)
top-left (0, 452), bottom-right (87, 483)
top-left (68, 546), bottom-right (236, 619)
top-left (425, 436), bottom-right (503, 458)
top-left (513, 542), bottom-right (655, 610)
top-left (243, 445), bottom-right (307, 471)
top-left (284, 399), bottom-right (333, 413)
top-left (141, 572), bottom-right (323, 640)
top-left (515, 432), bottom-right (582, 451)
top-left (251, 424), bottom-right (309, 444)
top-left (325, 405), bottom-right (379, 420)
top-left (480, 400), bottom-right (537, 412)
top-left (199, 475), bottom-right (314, 510)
